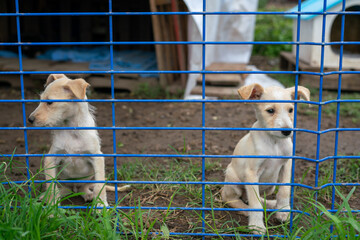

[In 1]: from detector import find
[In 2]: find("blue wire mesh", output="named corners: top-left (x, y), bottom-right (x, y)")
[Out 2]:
top-left (1, 0), bottom-right (359, 238)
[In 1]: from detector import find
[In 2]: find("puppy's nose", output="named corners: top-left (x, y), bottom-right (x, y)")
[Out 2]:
top-left (281, 130), bottom-right (292, 136)
top-left (28, 116), bottom-right (35, 124)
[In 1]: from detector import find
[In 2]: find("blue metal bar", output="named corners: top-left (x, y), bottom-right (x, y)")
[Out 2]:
top-left (2, 69), bottom-right (360, 75)
top-left (2, 179), bottom-right (359, 190)
top-left (314, 0), bottom-right (327, 203)
top-left (0, 11), bottom-right (359, 17)
top-left (2, 153), bottom-right (358, 164)
top-left (1, 127), bottom-right (360, 137)
top-left (108, 0), bottom-right (119, 206)
top-left (2, 40), bottom-right (360, 46)
top-left (201, 1), bottom-right (206, 237)
top-left (14, 0), bottom-right (31, 193)
top-left (290, 0), bottom-right (302, 233)
top-left (1, 98), bottom-right (359, 105)
top-left (1, 1), bottom-right (358, 238)
top-left (330, 0), bottom-right (346, 234)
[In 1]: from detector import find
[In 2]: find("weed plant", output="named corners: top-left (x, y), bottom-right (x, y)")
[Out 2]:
top-left (1, 151), bottom-right (359, 239)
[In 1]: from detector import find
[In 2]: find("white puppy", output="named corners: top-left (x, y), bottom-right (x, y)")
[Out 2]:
top-left (28, 74), bottom-right (129, 207)
top-left (221, 83), bottom-right (310, 233)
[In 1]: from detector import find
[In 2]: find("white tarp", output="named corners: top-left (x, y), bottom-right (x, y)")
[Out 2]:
top-left (183, 0), bottom-right (283, 98)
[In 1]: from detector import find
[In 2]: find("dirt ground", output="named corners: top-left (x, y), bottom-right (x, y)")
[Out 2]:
top-left (0, 85), bottom-right (359, 236)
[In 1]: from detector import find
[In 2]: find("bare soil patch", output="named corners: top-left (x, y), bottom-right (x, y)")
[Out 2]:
top-left (0, 86), bottom-right (359, 236)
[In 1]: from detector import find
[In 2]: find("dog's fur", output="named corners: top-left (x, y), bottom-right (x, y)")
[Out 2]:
top-left (28, 74), bottom-right (129, 206)
top-left (221, 84), bottom-right (310, 233)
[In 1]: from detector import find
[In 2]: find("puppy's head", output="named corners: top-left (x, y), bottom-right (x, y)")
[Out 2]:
top-left (28, 74), bottom-right (90, 127)
top-left (238, 83), bottom-right (310, 138)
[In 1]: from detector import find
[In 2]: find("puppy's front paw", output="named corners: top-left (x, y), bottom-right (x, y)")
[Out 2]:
top-left (275, 210), bottom-right (290, 222)
top-left (81, 191), bottom-right (94, 202)
top-left (95, 201), bottom-right (109, 212)
top-left (249, 223), bottom-right (266, 235)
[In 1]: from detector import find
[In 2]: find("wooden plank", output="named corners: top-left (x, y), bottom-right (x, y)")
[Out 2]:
top-left (196, 74), bottom-right (242, 86)
top-left (87, 76), bottom-right (158, 92)
top-left (280, 51), bottom-right (360, 91)
top-left (30, 61), bottom-right (91, 80)
top-left (280, 51), bottom-right (319, 71)
top-left (159, 4), bottom-right (175, 83)
top-left (300, 74), bottom-right (360, 91)
top-left (205, 62), bottom-right (250, 80)
top-left (205, 62), bottom-right (248, 71)
top-left (0, 75), bottom-right (39, 88)
top-left (149, 0), bottom-right (168, 87)
top-left (171, 0), bottom-right (187, 87)
top-left (195, 62), bottom-right (250, 86)
top-left (0, 58), bottom-right (53, 71)
top-left (190, 85), bottom-right (240, 98)
top-left (155, 0), bottom-right (171, 5)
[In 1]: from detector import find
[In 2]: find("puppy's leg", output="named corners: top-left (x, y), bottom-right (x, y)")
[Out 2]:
top-left (91, 156), bottom-right (108, 207)
top-left (222, 166), bottom-right (249, 216)
top-left (105, 185), bottom-right (131, 192)
top-left (77, 184), bottom-right (94, 202)
top-left (259, 186), bottom-right (277, 209)
top-left (245, 171), bottom-right (266, 234)
top-left (275, 160), bottom-right (292, 222)
top-left (43, 156), bottom-right (60, 204)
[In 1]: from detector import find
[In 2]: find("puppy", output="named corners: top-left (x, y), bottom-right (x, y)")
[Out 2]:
top-left (28, 74), bottom-right (130, 207)
top-left (221, 83), bottom-right (310, 233)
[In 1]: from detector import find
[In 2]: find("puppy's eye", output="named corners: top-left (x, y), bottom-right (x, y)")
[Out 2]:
top-left (47, 101), bottom-right (53, 106)
top-left (266, 109), bottom-right (275, 114)
top-left (289, 108), bottom-right (293, 113)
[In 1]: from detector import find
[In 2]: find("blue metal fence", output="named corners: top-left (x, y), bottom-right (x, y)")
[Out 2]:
top-left (1, 0), bottom-right (360, 238)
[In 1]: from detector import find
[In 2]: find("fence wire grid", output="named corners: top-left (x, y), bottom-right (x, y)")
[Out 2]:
top-left (1, 0), bottom-right (360, 238)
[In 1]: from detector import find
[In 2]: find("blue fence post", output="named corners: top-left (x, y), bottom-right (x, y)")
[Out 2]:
top-left (1, 1), bottom-right (360, 238)
top-left (290, 0), bottom-right (303, 232)
top-left (330, 0), bottom-right (346, 233)
top-left (14, 0), bottom-right (31, 192)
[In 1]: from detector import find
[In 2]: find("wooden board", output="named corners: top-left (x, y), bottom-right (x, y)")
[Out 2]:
top-left (0, 58), bottom-right (53, 71)
top-left (190, 85), bottom-right (240, 98)
top-left (0, 57), bottom-right (142, 89)
top-left (0, 75), bottom-right (41, 88)
top-left (87, 76), bottom-right (158, 92)
top-left (149, 0), bottom-right (188, 87)
top-left (196, 62), bottom-right (250, 86)
top-left (31, 62), bottom-right (91, 80)
top-left (280, 51), bottom-right (360, 91)
top-left (196, 74), bottom-right (242, 86)
top-left (300, 74), bottom-right (360, 91)
top-left (280, 51), bottom-right (318, 71)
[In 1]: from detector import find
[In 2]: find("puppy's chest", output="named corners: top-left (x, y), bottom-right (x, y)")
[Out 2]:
top-left (51, 132), bottom-right (98, 179)
top-left (52, 131), bottom-right (99, 153)
top-left (57, 157), bottom-right (94, 179)
top-left (257, 141), bottom-right (292, 181)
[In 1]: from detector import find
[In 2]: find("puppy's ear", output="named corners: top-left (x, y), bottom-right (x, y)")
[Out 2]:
top-left (288, 86), bottom-right (310, 101)
top-left (64, 79), bottom-right (90, 99)
top-left (237, 83), bottom-right (264, 100)
top-left (45, 74), bottom-right (67, 87)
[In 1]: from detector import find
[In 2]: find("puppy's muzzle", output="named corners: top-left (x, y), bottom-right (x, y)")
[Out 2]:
top-left (28, 116), bottom-right (35, 124)
top-left (281, 130), bottom-right (292, 137)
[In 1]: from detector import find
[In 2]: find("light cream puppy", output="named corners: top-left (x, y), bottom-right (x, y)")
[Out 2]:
top-left (221, 83), bottom-right (310, 233)
top-left (28, 74), bottom-right (129, 207)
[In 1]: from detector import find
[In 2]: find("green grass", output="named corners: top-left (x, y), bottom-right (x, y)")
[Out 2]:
top-left (253, 5), bottom-right (293, 57)
top-left (1, 151), bottom-right (359, 239)
top-left (298, 91), bottom-right (360, 123)
top-left (132, 83), bottom-right (183, 99)
top-left (322, 92), bottom-right (360, 123)
top-left (295, 153), bottom-right (360, 206)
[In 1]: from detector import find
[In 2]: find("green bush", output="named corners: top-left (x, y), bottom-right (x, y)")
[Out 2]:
top-left (253, 7), bottom-right (293, 57)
